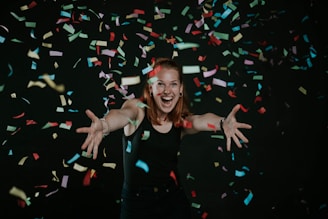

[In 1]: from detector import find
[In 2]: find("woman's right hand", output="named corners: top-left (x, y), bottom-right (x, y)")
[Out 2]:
top-left (76, 109), bottom-right (104, 159)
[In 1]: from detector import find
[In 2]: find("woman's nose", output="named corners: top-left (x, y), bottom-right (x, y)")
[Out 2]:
top-left (163, 85), bottom-right (170, 93)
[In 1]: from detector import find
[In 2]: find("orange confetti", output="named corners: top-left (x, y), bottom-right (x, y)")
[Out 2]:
top-left (32, 153), bottom-right (39, 160)
top-left (257, 106), bottom-right (266, 114)
top-left (83, 169), bottom-right (92, 186)
top-left (26, 120), bottom-right (37, 125)
top-left (228, 90), bottom-right (237, 98)
top-left (254, 96), bottom-right (262, 103)
top-left (197, 55), bottom-right (206, 62)
top-left (150, 32), bottom-right (160, 38)
top-left (28, 1), bottom-right (37, 9)
top-left (133, 9), bottom-right (145, 14)
top-left (209, 35), bottom-right (222, 46)
top-left (204, 84), bottom-right (212, 92)
top-left (13, 112), bottom-right (25, 119)
top-left (239, 104), bottom-right (249, 112)
top-left (191, 30), bottom-right (202, 35)
top-left (201, 212), bottom-right (208, 219)
top-left (193, 77), bottom-right (201, 87)
top-left (182, 120), bottom-right (192, 128)
top-left (170, 170), bottom-right (178, 185)
top-left (207, 123), bottom-right (216, 131)
top-left (109, 32), bottom-right (115, 41)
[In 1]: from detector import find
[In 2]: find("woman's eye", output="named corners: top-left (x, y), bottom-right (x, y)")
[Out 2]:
top-left (170, 83), bottom-right (179, 88)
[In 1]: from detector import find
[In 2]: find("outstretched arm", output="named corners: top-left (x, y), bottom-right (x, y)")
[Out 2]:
top-left (75, 98), bottom-right (141, 159)
top-left (184, 104), bottom-right (252, 151)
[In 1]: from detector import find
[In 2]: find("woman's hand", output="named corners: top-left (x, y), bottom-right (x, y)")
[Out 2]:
top-left (222, 104), bottom-right (252, 151)
top-left (76, 109), bottom-right (104, 159)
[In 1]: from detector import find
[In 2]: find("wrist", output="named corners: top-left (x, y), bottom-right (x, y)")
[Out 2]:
top-left (100, 118), bottom-right (110, 136)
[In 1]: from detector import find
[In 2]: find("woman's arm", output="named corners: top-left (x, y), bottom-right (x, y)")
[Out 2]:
top-left (183, 104), bottom-right (252, 151)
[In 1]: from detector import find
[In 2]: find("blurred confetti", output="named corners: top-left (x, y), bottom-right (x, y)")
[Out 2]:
top-left (0, 0), bottom-right (327, 218)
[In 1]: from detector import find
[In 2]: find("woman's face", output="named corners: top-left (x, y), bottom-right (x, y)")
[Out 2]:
top-left (150, 67), bottom-right (183, 116)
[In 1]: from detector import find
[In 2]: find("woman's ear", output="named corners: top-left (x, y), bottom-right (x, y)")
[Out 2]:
top-left (180, 83), bottom-right (183, 94)
top-left (148, 84), bottom-right (153, 96)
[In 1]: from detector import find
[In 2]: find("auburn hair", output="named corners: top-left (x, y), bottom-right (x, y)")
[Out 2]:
top-left (141, 57), bottom-right (192, 127)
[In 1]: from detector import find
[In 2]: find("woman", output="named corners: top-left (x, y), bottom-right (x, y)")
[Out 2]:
top-left (76, 57), bottom-right (252, 219)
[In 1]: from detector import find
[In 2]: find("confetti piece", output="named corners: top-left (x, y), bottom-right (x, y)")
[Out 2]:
top-left (103, 163), bottom-right (117, 169)
top-left (45, 189), bottom-right (59, 197)
top-left (32, 153), bottom-right (39, 160)
top-left (141, 130), bottom-right (150, 140)
top-left (42, 74), bottom-right (65, 93)
top-left (182, 65), bottom-right (200, 74)
top-left (244, 190), bottom-right (253, 205)
top-left (66, 153), bottom-right (80, 164)
top-left (191, 202), bottom-right (201, 208)
top-left (18, 156), bottom-right (28, 165)
top-left (212, 78), bottom-right (227, 87)
top-left (298, 86), bottom-right (307, 95)
top-left (121, 76), bottom-right (141, 86)
top-left (73, 163), bottom-right (88, 172)
top-left (135, 160), bottom-right (149, 173)
top-left (50, 170), bottom-right (59, 183)
top-left (232, 32), bottom-right (243, 42)
top-left (235, 169), bottom-right (246, 177)
top-left (61, 175), bottom-right (69, 188)
top-left (83, 169), bottom-right (92, 186)
top-left (136, 101), bottom-right (149, 108)
top-left (9, 186), bottom-right (29, 204)
top-left (27, 80), bottom-right (46, 88)
top-left (210, 135), bottom-right (224, 139)
top-left (174, 42), bottom-right (200, 50)
top-left (126, 140), bottom-right (132, 153)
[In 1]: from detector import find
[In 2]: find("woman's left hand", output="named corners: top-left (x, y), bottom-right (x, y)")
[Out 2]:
top-left (222, 104), bottom-right (252, 151)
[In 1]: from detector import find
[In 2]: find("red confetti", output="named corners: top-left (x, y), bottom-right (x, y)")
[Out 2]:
top-left (257, 106), bottom-right (266, 114)
top-left (207, 123), bottom-right (216, 131)
top-left (193, 77), bottom-right (201, 87)
top-left (239, 104), bottom-right (249, 112)
top-left (13, 112), bottom-right (25, 119)
top-left (32, 153), bottom-right (39, 160)
top-left (228, 90), bottom-right (237, 98)
top-left (191, 190), bottom-right (197, 197)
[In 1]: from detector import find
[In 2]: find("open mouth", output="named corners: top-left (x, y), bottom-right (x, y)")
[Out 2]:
top-left (161, 96), bottom-right (173, 105)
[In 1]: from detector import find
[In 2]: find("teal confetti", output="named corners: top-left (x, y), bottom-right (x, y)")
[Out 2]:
top-left (135, 160), bottom-right (149, 173)
top-left (244, 190), bottom-right (253, 206)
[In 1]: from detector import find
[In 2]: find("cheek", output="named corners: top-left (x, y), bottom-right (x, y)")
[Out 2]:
top-left (151, 87), bottom-right (162, 95)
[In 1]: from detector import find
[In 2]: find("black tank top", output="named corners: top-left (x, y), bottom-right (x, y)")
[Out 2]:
top-left (122, 114), bottom-right (182, 188)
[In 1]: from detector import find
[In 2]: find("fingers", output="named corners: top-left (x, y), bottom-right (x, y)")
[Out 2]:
top-left (235, 129), bottom-right (249, 144)
top-left (85, 109), bottom-right (98, 122)
top-left (232, 134), bottom-right (242, 148)
top-left (226, 137), bottom-right (231, 151)
top-left (75, 127), bottom-right (90, 134)
top-left (226, 129), bottom-right (249, 151)
top-left (238, 122), bottom-right (252, 130)
top-left (229, 104), bottom-right (240, 117)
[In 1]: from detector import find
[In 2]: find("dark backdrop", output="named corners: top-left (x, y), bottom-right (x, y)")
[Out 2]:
top-left (0, 0), bottom-right (327, 218)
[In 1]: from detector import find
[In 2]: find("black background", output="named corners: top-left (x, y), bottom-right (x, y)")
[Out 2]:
top-left (0, 0), bottom-right (327, 218)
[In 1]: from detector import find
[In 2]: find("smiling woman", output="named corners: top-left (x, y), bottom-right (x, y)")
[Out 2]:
top-left (76, 57), bottom-right (252, 218)
top-left (0, 0), bottom-right (327, 218)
